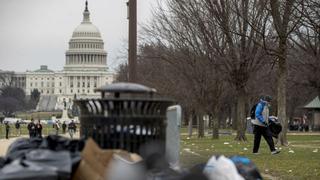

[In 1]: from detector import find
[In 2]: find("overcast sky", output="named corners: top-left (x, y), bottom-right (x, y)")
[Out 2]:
top-left (0, 0), bottom-right (157, 72)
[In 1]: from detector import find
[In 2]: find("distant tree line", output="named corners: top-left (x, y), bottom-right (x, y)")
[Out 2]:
top-left (0, 85), bottom-right (40, 117)
top-left (117, 0), bottom-right (319, 144)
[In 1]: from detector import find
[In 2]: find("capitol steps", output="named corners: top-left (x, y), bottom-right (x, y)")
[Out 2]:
top-left (36, 95), bottom-right (58, 112)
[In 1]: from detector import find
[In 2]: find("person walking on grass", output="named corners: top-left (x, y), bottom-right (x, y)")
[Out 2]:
top-left (15, 120), bottom-right (21, 136)
top-left (36, 120), bottom-right (43, 138)
top-left (5, 121), bottom-right (10, 139)
top-left (27, 119), bottom-right (36, 138)
top-left (251, 95), bottom-right (280, 155)
top-left (62, 121), bottom-right (67, 134)
top-left (54, 120), bottom-right (60, 135)
top-left (68, 120), bottom-right (77, 139)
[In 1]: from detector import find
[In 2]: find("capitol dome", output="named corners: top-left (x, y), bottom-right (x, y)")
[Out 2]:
top-left (64, 1), bottom-right (107, 71)
top-left (71, 1), bottom-right (102, 39)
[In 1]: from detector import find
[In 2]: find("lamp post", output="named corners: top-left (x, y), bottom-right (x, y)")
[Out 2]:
top-left (127, 0), bottom-right (137, 82)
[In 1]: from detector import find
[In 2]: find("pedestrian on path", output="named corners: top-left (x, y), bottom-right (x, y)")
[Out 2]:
top-left (5, 122), bottom-right (10, 139)
top-left (68, 120), bottom-right (76, 139)
top-left (54, 120), bottom-right (60, 135)
top-left (251, 95), bottom-right (280, 155)
top-left (27, 119), bottom-right (36, 138)
top-left (62, 121), bottom-right (67, 134)
top-left (15, 120), bottom-right (21, 136)
top-left (36, 120), bottom-right (43, 138)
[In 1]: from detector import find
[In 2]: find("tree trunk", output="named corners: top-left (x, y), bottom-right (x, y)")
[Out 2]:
top-left (277, 39), bottom-right (288, 145)
top-left (232, 103), bottom-right (237, 130)
top-left (212, 107), bottom-right (219, 139)
top-left (188, 115), bottom-right (193, 137)
top-left (198, 114), bottom-right (205, 138)
top-left (235, 91), bottom-right (247, 141)
top-left (212, 116), bottom-right (219, 139)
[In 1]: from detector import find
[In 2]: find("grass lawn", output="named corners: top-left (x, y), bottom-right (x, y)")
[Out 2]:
top-left (1, 124), bottom-right (319, 179)
top-left (180, 134), bottom-right (320, 180)
top-left (0, 124), bottom-right (62, 138)
top-left (15, 111), bottom-right (62, 120)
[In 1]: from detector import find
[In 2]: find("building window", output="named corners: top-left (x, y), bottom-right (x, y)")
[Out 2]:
top-left (47, 82), bottom-right (50, 87)
top-left (41, 82), bottom-right (44, 87)
top-left (71, 89), bottom-right (73, 93)
top-left (87, 89), bottom-right (90, 93)
top-left (47, 90), bottom-right (49, 94)
top-left (77, 89), bottom-right (80, 93)
top-left (87, 82), bottom-right (90, 88)
top-left (59, 89), bottom-right (62, 94)
top-left (52, 82), bottom-right (54, 87)
top-left (35, 82), bottom-right (38, 86)
top-left (59, 82), bottom-right (62, 86)
top-left (30, 83), bottom-right (33, 87)
top-left (82, 82), bottom-right (85, 87)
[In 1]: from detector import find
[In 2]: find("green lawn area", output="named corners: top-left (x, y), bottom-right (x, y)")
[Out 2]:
top-left (15, 111), bottom-right (62, 119)
top-left (0, 124), bottom-right (61, 138)
top-left (1, 124), bottom-right (319, 179)
top-left (180, 134), bottom-right (320, 180)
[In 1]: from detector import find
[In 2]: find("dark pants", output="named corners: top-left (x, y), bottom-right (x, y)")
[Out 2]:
top-left (6, 129), bottom-right (9, 139)
top-left (253, 125), bottom-right (276, 153)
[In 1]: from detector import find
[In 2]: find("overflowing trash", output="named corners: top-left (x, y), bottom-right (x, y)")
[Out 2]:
top-left (0, 135), bottom-right (263, 180)
top-left (0, 135), bottom-right (84, 180)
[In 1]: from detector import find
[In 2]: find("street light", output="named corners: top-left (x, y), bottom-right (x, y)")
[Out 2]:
top-left (127, 0), bottom-right (137, 83)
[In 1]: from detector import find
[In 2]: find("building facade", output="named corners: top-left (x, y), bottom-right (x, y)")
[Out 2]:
top-left (1, 2), bottom-right (114, 110)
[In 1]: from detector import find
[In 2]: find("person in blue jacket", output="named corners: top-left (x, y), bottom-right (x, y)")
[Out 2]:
top-left (251, 95), bottom-right (280, 155)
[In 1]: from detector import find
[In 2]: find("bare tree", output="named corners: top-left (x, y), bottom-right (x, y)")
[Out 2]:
top-left (291, 0), bottom-right (320, 95)
top-left (268, 0), bottom-right (301, 145)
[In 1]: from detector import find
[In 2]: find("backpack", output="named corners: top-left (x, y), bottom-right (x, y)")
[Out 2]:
top-left (250, 104), bottom-right (258, 119)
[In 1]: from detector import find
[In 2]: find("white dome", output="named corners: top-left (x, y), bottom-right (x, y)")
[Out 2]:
top-left (64, 1), bottom-right (107, 72)
top-left (71, 2), bottom-right (101, 38)
top-left (74, 23), bottom-right (100, 33)
top-left (72, 23), bottom-right (101, 38)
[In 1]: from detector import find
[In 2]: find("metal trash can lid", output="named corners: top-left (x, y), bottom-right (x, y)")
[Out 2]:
top-left (95, 82), bottom-right (157, 94)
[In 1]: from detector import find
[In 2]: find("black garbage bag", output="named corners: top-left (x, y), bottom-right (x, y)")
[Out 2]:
top-left (39, 135), bottom-right (85, 152)
top-left (0, 157), bottom-right (7, 169)
top-left (269, 118), bottom-right (282, 138)
top-left (1, 135), bottom-right (85, 179)
top-left (0, 150), bottom-right (71, 180)
top-left (229, 156), bottom-right (262, 180)
top-left (6, 137), bottom-right (43, 160)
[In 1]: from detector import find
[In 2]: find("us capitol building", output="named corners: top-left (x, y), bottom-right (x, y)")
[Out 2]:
top-left (0, 2), bottom-right (114, 111)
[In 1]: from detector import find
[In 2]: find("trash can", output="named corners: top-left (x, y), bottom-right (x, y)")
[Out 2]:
top-left (74, 82), bottom-right (174, 154)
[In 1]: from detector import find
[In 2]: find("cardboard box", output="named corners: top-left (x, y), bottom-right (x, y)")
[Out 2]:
top-left (72, 138), bottom-right (142, 180)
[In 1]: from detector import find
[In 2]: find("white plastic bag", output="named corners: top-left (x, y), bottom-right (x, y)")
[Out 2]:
top-left (203, 155), bottom-right (244, 180)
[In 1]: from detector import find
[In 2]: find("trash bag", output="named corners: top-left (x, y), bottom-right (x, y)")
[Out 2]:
top-left (0, 150), bottom-right (71, 180)
top-left (6, 137), bottom-right (43, 160)
top-left (229, 156), bottom-right (262, 180)
top-left (203, 155), bottom-right (244, 180)
top-left (1, 135), bottom-right (85, 180)
top-left (269, 117), bottom-right (282, 138)
top-left (39, 135), bottom-right (85, 152)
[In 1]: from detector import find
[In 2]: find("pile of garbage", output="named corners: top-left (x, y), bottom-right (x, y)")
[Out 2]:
top-left (0, 136), bottom-right (262, 180)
